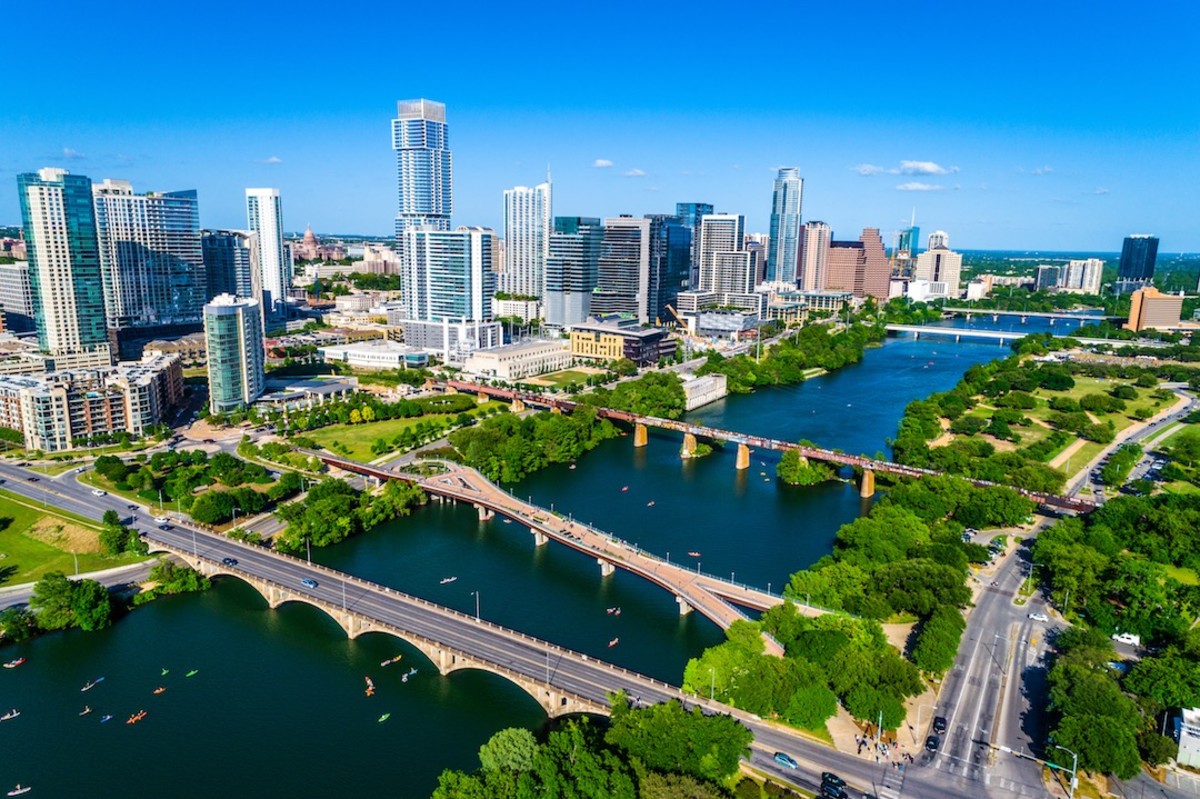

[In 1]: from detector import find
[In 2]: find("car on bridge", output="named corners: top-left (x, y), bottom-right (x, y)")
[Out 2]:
top-left (221, 557), bottom-right (238, 567)
top-left (772, 752), bottom-right (798, 769)
top-left (300, 578), bottom-right (318, 589)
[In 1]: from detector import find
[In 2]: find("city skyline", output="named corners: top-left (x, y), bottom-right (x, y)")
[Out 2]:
top-left (3, 1), bottom-right (1197, 251)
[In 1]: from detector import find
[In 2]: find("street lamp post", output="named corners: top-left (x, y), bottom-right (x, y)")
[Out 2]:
top-left (471, 590), bottom-right (480, 622)
top-left (915, 704), bottom-right (937, 744)
top-left (1052, 745), bottom-right (1078, 799)
top-left (708, 667), bottom-right (715, 701)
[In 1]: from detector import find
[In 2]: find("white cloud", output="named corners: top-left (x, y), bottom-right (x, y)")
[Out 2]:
top-left (257, 155), bottom-right (283, 165)
top-left (896, 182), bottom-right (945, 192)
top-left (62, 147), bottom-right (86, 160)
top-left (623, 168), bottom-right (646, 177)
top-left (1032, 165), bottom-right (1054, 175)
top-left (899, 160), bottom-right (957, 176)
top-left (853, 163), bottom-right (887, 175)
top-left (593, 158), bottom-right (614, 168)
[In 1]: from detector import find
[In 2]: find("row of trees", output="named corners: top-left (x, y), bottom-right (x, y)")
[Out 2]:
top-left (274, 478), bottom-right (426, 552)
top-left (276, 392), bottom-right (478, 436)
top-left (579, 372), bottom-right (688, 420)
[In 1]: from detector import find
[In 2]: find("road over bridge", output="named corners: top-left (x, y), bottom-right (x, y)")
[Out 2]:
top-left (436, 380), bottom-right (1099, 514)
top-left (941, 306), bottom-right (1113, 322)
top-left (885, 323), bottom-right (1159, 350)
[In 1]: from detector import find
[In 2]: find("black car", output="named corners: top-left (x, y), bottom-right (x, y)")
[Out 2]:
top-left (925, 735), bottom-right (941, 752)
top-left (821, 772), bottom-right (845, 788)
top-left (27, 476), bottom-right (38, 482)
top-left (932, 716), bottom-right (947, 734)
top-left (820, 786), bottom-right (847, 799)
top-left (221, 557), bottom-right (238, 567)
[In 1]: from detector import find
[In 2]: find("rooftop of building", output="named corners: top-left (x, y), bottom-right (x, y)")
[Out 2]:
top-left (470, 339), bottom-right (567, 356)
top-left (317, 339), bottom-right (423, 355)
top-left (570, 320), bottom-right (667, 339)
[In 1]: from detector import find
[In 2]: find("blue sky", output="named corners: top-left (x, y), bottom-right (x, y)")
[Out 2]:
top-left (5, 0), bottom-right (1198, 251)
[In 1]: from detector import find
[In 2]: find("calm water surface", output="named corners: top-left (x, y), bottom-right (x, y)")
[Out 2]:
top-left (1, 331), bottom-right (1030, 796)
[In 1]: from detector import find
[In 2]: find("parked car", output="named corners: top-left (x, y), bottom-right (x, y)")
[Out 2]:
top-left (925, 735), bottom-right (941, 752)
top-left (1028, 612), bottom-right (1049, 622)
top-left (932, 716), bottom-right (947, 734)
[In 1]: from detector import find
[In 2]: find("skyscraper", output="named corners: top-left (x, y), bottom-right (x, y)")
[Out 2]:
top-left (675, 202), bottom-right (713, 288)
top-left (16, 168), bottom-right (112, 368)
top-left (393, 99), bottom-right (452, 252)
top-left (544, 217), bottom-right (603, 327)
top-left (0, 261), bottom-right (34, 333)
top-left (798, 221), bottom-right (831, 291)
top-left (927, 230), bottom-right (949, 250)
top-left (914, 238), bottom-right (963, 297)
top-left (202, 230), bottom-right (262, 308)
top-left (245, 188), bottom-right (288, 324)
top-left (767, 167), bottom-right (803, 284)
top-left (826, 228), bottom-right (890, 300)
top-left (92, 179), bottom-right (204, 329)
top-left (501, 179), bottom-right (551, 299)
top-left (697, 213), bottom-right (745, 292)
top-left (645, 215), bottom-right (691, 325)
top-left (593, 216), bottom-right (651, 322)
top-left (401, 226), bottom-right (496, 323)
top-left (1118, 234), bottom-right (1158, 282)
top-left (203, 294), bottom-right (265, 413)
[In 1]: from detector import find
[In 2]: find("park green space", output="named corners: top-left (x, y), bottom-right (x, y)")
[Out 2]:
top-left (80, 470), bottom-right (153, 508)
top-left (522, 368), bottom-right (591, 389)
top-left (305, 401), bottom-right (505, 461)
top-left (0, 488), bottom-right (144, 585)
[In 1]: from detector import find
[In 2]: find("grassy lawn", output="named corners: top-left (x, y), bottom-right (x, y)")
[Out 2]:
top-left (523, 369), bottom-right (592, 389)
top-left (0, 489), bottom-right (144, 586)
top-left (1164, 564), bottom-right (1200, 586)
top-left (79, 471), bottom-right (157, 508)
top-left (305, 402), bottom-right (505, 462)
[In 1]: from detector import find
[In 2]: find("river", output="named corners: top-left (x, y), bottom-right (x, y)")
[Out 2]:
top-left (0, 321), bottom-right (1056, 797)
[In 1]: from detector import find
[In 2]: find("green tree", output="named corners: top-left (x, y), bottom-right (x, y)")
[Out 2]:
top-left (70, 579), bottom-right (113, 631)
top-left (29, 571), bottom-right (77, 630)
top-left (0, 607), bottom-right (37, 642)
top-left (606, 697), bottom-right (752, 783)
top-left (478, 727), bottom-right (538, 773)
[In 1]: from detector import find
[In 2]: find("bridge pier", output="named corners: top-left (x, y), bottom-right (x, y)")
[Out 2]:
top-left (676, 596), bottom-right (693, 615)
top-left (859, 468), bottom-right (876, 498)
top-left (598, 558), bottom-right (615, 577)
top-left (735, 443), bottom-right (750, 470)
top-left (550, 406), bottom-right (562, 415)
top-left (633, 422), bottom-right (648, 448)
top-left (533, 531), bottom-right (548, 546)
top-left (511, 398), bottom-right (526, 413)
top-left (955, 334), bottom-right (961, 343)
top-left (475, 504), bottom-right (494, 521)
top-left (680, 433), bottom-right (697, 459)
top-left (992, 314), bottom-right (998, 322)
top-left (476, 393), bottom-right (489, 404)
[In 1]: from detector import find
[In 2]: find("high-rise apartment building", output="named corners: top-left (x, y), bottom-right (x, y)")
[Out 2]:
top-left (0, 261), bottom-right (34, 333)
top-left (592, 216), bottom-right (651, 322)
top-left (675, 202), bottom-right (713, 288)
top-left (202, 230), bottom-right (262, 307)
top-left (393, 99), bottom-right (452, 253)
top-left (645, 215), bottom-right (691, 325)
top-left (927, 230), bottom-right (949, 251)
top-left (897, 223), bottom-right (921, 257)
top-left (501, 179), bottom-right (551, 298)
top-left (798, 221), bottom-right (831, 291)
top-left (203, 294), bottom-right (265, 413)
top-left (826, 228), bottom-right (890, 300)
top-left (401, 226), bottom-right (496, 323)
top-left (914, 239), bottom-right (963, 297)
top-left (1062, 258), bottom-right (1103, 295)
top-left (544, 217), bottom-right (603, 327)
top-left (245, 188), bottom-right (288, 324)
top-left (16, 168), bottom-right (112, 368)
top-left (1035, 265), bottom-right (1062, 292)
top-left (1125, 286), bottom-right (1182, 332)
top-left (91, 179), bottom-right (204, 330)
top-left (767, 167), bottom-right (803, 284)
top-left (1118, 234), bottom-right (1158, 282)
top-left (697, 213), bottom-right (745, 292)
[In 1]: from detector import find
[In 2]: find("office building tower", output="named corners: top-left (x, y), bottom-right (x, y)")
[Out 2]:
top-left (1034, 265), bottom-right (1063, 292)
top-left (798, 221), bottom-right (831, 291)
top-left (927, 230), bottom-right (949, 251)
top-left (645, 215), bottom-right (691, 325)
top-left (697, 213), bottom-right (745, 292)
top-left (0, 261), bottom-right (34, 332)
top-left (544, 217), bottom-right (603, 327)
top-left (826, 228), bottom-right (890, 299)
top-left (401, 226), bottom-right (496, 323)
top-left (16, 168), bottom-right (112, 368)
top-left (501, 179), bottom-right (551, 298)
top-left (393, 99), bottom-right (452, 253)
top-left (91, 179), bottom-right (204, 329)
top-left (897, 224), bottom-right (921, 257)
top-left (202, 230), bottom-right (262, 307)
top-left (767, 167), bottom-right (803, 284)
top-left (1062, 258), bottom-right (1103, 295)
top-left (245, 188), bottom-right (288, 323)
top-left (1125, 286), bottom-right (1182, 332)
top-left (203, 294), bottom-right (265, 412)
top-left (592, 216), bottom-right (651, 322)
top-left (914, 238), bottom-right (963, 297)
top-left (675, 202), bottom-right (713, 288)
top-left (1118, 234), bottom-right (1158, 282)
top-left (746, 239), bottom-right (767, 285)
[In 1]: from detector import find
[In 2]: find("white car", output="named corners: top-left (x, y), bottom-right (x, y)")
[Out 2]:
top-left (154, 516), bottom-right (169, 525)
top-left (91, 489), bottom-right (107, 497)
top-left (1028, 612), bottom-right (1049, 622)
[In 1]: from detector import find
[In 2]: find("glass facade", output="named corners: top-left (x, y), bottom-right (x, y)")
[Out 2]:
top-left (674, 202), bottom-right (713, 288)
top-left (645, 215), bottom-right (691, 325)
top-left (393, 99), bottom-right (452, 252)
top-left (203, 295), bottom-right (264, 413)
top-left (402, 227), bottom-right (495, 323)
top-left (1118, 235), bottom-right (1158, 282)
top-left (245, 189), bottom-right (288, 323)
top-left (501, 181), bottom-right (551, 298)
top-left (544, 217), bottom-right (603, 327)
top-left (767, 167), bottom-right (803, 284)
top-left (202, 230), bottom-right (260, 303)
top-left (593, 217), bottom-right (651, 322)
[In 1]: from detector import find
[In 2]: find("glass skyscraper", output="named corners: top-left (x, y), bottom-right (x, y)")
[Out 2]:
top-left (17, 168), bottom-right (112, 368)
top-left (1118, 234), bottom-right (1159, 282)
top-left (92, 179), bottom-right (204, 329)
top-left (645, 215), bottom-right (691, 325)
top-left (393, 99), bottom-right (452, 253)
top-left (401, 227), bottom-right (495, 323)
top-left (501, 179), bottom-right (551, 299)
top-left (592, 216), bottom-right (651, 322)
top-left (203, 230), bottom-right (262, 307)
top-left (767, 167), bottom-right (803, 284)
top-left (245, 188), bottom-right (288, 323)
top-left (674, 202), bottom-right (713, 289)
top-left (203, 294), bottom-right (265, 412)
top-left (544, 217), bottom-right (603, 327)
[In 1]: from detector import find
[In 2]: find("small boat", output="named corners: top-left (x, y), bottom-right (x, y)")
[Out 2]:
top-left (606, 607), bottom-right (616, 615)
top-left (100, 715), bottom-right (113, 724)
top-left (439, 577), bottom-right (457, 585)
top-left (646, 501), bottom-right (655, 507)
top-left (365, 676), bottom-right (376, 696)
top-left (502, 518), bottom-right (512, 524)
top-left (377, 713), bottom-right (391, 723)
top-left (608, 638), bottom-right (619, 648)
top-left (3, 658), bottom-right (25, 669)
top-left (80, 677), bottom-right (105, 692)
top-left (6, 785), bottom-right (30, 796)
top-left (401, 668), bottom-right (417, 683)
top-left (614, 608), bottom-right (621, 616)
top-left (126, 710), bottom-right (147, 725)
top-left (152, 687), bottom-right (166, 695)
top-left (79, 706), bottom-right (92, 717)
top-left (568, 464), bottom-right (577, 470)
top-left (620, 486), bottom-right (629, 492)
top-left (0, 709), bottom-right (19, 721)
top-left (161, 668), bottom-right (169, 676)
top-left (380, 655), bottom-right (403, 668)
top-left (185, 669), bottom-right (198, 677)
top-left (688, 551), bottom-right (701, 558)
